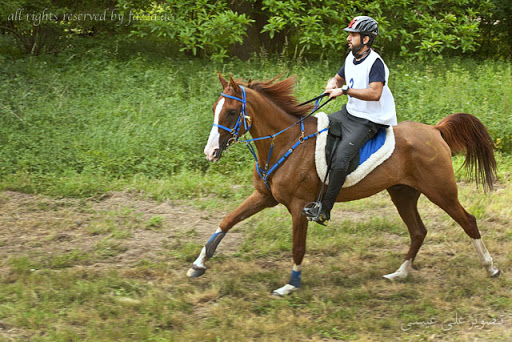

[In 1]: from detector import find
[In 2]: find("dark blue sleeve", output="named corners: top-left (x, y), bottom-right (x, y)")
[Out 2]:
top-left (337, 64), bottom-right (345, 80)
top-left (369, 58), bottom-right (386, 84)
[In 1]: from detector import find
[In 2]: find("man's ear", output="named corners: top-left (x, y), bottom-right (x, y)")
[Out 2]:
top-left (218, 70), bottom-right (228, 89)
top-left (363, 35), bottom-right (370, 45)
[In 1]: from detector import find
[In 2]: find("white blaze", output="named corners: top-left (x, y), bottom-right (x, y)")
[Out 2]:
top-left (204, 98), bottom-right (225, 161)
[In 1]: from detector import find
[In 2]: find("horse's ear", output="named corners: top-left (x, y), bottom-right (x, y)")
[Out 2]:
top-left (229, 75), bottom-right (240, 94)
top-left (218, 70), bottom-right (228, 89)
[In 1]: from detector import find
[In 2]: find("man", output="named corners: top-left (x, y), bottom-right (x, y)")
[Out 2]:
top-left (304, 16), bottom-right (397, 225)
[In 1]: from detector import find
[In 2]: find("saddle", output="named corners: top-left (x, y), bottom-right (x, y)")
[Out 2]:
top-left (315, 112), bottom-right (395, 187)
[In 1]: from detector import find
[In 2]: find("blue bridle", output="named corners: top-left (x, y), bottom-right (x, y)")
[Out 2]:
top-left (214, 85), bottom-right (330, 190)
top-left (214, 85), bottom-right (251, 143)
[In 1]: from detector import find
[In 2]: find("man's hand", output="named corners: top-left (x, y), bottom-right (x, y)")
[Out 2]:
top-left (325, 87), bottom-right (343, 99)
top-left (325, 78), bottom-right (338, 91)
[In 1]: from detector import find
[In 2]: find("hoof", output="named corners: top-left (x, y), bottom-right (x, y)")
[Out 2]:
top-left (383, 260), bottom-right (413, 281)
top-left (383, 269), bottom-right (409, 281)
top-left (491, 269), bottom-right (501, 278)
top-left (383, 273), bottom-right (405, 281)
top-left (187, 266), bottom-right (206, 278)
top-left (272, 284), bottom-right (298, 297)
top-left (383, 270), bottom-right (410, 281)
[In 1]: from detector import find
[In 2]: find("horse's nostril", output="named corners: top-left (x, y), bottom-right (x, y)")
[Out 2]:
top-left (211, 148), bottom-right (223, 161)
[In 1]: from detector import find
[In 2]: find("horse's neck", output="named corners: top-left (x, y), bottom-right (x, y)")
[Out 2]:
top-left (246, 92), bottom-right (298, 140)
top-left (246, 91), bottom-right (304, 163)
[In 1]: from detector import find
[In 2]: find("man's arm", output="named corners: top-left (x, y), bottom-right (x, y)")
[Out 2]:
top-left (326, 58), bottom-right (386, 100)
top-left (347, 81), bottom-right (384, 101)
top-left (325, 81), bottom-right (383, 101)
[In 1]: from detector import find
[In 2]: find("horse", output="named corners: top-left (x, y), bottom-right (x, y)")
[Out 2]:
top-left (187, 73), bottom-right (500, 296)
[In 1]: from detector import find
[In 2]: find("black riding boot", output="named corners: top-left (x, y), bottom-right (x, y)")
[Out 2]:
top-left (318, 169), bottom-right (347, 224)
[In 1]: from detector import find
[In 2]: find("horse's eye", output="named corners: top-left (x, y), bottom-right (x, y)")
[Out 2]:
top-left (228, 109), bottom-right (237, 116)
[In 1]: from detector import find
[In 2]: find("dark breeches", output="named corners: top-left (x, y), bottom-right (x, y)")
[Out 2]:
top-left (322, 105), bottom-right (386, 212)
top-left (328, 105), bottom-right (385, 172)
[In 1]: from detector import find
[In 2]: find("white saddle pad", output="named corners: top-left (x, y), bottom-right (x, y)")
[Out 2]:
top-left (315, 112), bottom-right (395, 187)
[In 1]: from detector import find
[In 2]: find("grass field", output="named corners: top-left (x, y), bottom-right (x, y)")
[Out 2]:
top-left (1, 181), bottom-right (511, 341)
top-left (1, 43), bottom-right (512, 341)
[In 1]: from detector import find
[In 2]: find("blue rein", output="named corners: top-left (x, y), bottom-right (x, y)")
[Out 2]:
top-left (215, 85), bottom-right (330, 190)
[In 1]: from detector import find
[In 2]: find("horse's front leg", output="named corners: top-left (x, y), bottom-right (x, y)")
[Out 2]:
top-left (187, 190), bottom-right (278, 278)
top-left (273, 202), bottom-right (308, 296)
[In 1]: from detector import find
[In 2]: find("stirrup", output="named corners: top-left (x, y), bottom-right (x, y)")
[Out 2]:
top-left (303, 202), bottom-right (329, 226)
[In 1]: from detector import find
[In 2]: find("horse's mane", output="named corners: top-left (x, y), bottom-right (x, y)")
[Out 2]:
top-left (246, 76), bottom-right (314, 117)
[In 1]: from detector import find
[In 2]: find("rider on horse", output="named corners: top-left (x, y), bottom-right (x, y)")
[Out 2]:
top-left (304, 16), bottom-right (398, 225)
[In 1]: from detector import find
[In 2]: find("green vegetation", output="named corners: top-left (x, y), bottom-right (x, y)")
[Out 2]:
top-left (0, 49), bottom-right (511, 197)
top-left (1, 0), bottom-right (511, 59)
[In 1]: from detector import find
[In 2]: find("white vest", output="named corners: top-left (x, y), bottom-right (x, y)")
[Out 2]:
top-left (344, 50), bottom-right (397, 126)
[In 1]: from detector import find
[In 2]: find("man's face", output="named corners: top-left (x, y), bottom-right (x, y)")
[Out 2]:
top-left (347, 32), bottom-right (366, 52)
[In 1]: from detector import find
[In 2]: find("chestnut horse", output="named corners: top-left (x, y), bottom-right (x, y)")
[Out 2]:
top-left (188, 74), bottom-right (500, 296)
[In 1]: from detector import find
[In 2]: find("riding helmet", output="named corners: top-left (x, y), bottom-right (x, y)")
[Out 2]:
top-left (344, 16), bottom-right (379, 38)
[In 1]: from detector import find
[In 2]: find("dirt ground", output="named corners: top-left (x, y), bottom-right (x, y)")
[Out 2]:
top-left (0, 191), bottom-right (247, 272)
top-left (0, 187), bottom-right (505, 271)
top-left (0, 189), bottom-right (404, 272)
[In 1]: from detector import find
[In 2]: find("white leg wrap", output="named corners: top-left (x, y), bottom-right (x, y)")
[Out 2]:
top-left (472, 238), bottom-right (500, 277)
top-left (383, 259), bottom-right (413, 281)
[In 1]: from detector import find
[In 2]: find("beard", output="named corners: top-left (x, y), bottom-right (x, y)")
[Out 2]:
top-left (349, 41), bottom-right (364, 53)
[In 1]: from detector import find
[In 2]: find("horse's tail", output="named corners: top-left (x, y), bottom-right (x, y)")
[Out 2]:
top-left (434, 113), bottom-right (497, 191)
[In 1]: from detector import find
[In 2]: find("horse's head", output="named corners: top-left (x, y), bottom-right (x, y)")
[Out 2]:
top-left (204, 72), bottom-right (251, 162)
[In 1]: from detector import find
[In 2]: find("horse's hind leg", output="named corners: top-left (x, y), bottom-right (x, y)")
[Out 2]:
top-left (187, 190), bottom-right (278, 278)
top-left (420, 182), bottom-right (500, 278)
top-left (384, 185), bottom-right (426, 280)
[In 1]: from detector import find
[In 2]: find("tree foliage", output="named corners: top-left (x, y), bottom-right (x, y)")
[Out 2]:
top-left (124, 0), bottom-right (254, 61)
top-left (0, 0), bottom-right (510, 59)
top-left (0, 0), bottom-right (122, 55)
top-left (246, 0), bottom-right (497, 59)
